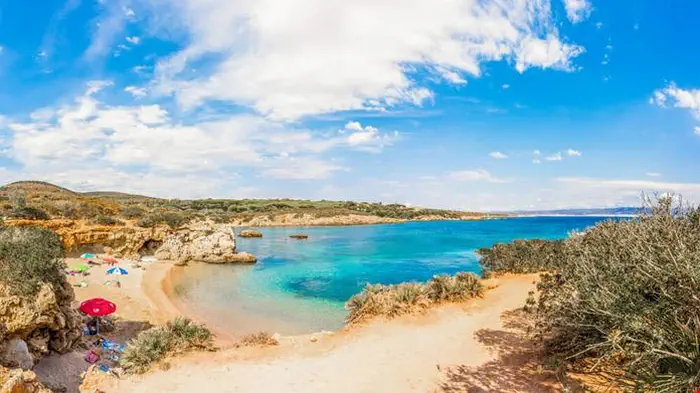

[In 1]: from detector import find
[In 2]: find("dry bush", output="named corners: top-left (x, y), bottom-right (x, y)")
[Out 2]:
top-left (236, 332), bottom-right (279, 348)
top-left (121, 317), bottom-right (213, 374)
top-left (345, 272), bottom-right (483, 325)
top-left (479, 195), bottom-right (700, 392)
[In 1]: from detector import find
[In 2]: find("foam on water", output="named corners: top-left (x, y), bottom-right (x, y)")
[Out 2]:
top-left (172, 217), bottom-right (612, 336)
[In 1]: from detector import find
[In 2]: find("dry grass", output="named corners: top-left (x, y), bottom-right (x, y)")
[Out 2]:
top-left (345, 272), bottom-right (483, 325)
top-left (121, 317), bottom-right (214, 374)
top-left (236, 332), bottom-right (279, 348)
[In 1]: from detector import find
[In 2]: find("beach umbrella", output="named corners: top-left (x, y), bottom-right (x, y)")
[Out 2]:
top-left (79, 298), bottom-right (117, 335)
top-left (80, 298), bottom-right (117, 317)
top-left (70, 264), bottom-right (89, 273)
top-left (106, 266), bottom-right (128, 276)
top-left (81, 253), bottom-right (96, 259)
top-left (103, 257), bottom-right (118, 265)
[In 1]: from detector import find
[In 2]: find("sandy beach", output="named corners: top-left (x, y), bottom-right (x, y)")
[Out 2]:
top-left (30, 256), bottom-right (578, 393)
top-left (70, 268), bottom-right (571, 393)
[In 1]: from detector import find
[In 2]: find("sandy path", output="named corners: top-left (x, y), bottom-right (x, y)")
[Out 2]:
top-left (101, 275), bottom-right (540, 393)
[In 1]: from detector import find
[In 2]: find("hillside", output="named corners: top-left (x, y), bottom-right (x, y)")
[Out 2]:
top-left (0, 181), bottom-right (499, 226)
top-left (509, 207), bottom-right (643, 216)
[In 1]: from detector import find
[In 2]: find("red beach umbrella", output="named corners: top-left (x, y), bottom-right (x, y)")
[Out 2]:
top-left (103, 257), bottom-right (118, 266)
top-left (79, 298), bottom-right (117, 317)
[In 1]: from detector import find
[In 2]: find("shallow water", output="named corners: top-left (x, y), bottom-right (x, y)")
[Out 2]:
top-left (173, 217), bottom-right (612, 336)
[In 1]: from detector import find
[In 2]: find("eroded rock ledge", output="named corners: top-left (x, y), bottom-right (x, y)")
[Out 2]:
top-left (4, 219), bottom-right (254, 264)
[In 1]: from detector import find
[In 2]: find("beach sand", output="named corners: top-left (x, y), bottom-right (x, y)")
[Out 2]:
top-left (87, 273), bottom-right (573, 393)
top-left (34, 257), bottom-right (179, 392)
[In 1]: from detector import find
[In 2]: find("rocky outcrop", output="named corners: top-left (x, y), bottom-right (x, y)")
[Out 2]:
top-left (5, 219), bottom-right (169, 259)
top-left (239, 230), bottom-right (263, 238)
top-left (4, 220), bottom-right (254, 264)
top-left (0, 366), bottom-right (52, 393)
top-left (231, 213), bottom-right (404, 227)
top-left (154, 221), bottom-right (250, 263)
top-left (289, 234), bottom-right (309, 240)
top-left (0, 281), bottom-right (82, 365)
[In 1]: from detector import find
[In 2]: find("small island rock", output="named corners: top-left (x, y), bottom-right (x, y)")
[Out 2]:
top-left (289, 234), bottom-right (309, 240)
top-left (239, 230), bottom-right (263, 238)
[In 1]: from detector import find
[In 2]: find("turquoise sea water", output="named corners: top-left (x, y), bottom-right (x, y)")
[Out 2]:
top-left (173, 216), bottom-right (613, 336)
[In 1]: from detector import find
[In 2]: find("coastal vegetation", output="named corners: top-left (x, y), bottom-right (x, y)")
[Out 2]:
top-left (0, 181), bottom-right (495, 227)
top-left (345, 272), bottom-right (483, 325)
top-left (0, 226), bottom-right (65, 296)
top-left (121, 317), bottom-right (213, 374)
top-left (477, 196), bottom-right (700, 392)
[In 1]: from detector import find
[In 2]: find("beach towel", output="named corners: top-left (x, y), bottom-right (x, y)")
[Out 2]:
top-left (85, 350), bottom-right (100, 364)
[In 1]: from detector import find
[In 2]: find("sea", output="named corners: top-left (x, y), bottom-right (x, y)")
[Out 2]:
top-left (171, 216), bottom-right (616, 336)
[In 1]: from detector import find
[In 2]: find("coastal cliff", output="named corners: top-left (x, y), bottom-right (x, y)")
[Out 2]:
top-left (3, 219), bottom-right (251, 264)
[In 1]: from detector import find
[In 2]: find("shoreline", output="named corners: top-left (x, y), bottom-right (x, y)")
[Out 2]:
top-left (142, 262), bottom-right (240, 345)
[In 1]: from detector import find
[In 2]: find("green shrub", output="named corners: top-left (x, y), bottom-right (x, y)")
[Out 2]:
top-left (0, 227), bottom-right (65, 296)
top-left (345, 272), bottom-right (483, 325)
top-left (480, 196), bottom-right (700, 391)
top-left (8, 207), bottom-right (50, 220)
top-left (477, 238), bottom-right (565, 275)
top-left (120, 206), bottom-right (144, 219)
top-left (92, 215), bottom-right (121, 226)
top-left (121, 317), bottom-right (213, 374)
top-left (136, 212), bottom-right (190, 229)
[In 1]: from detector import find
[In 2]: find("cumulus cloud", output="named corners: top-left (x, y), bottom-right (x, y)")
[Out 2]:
top-left (566, 149), bottom-right (582, 157)
top-left (646, 172), bottom-right (661, 177)
top-left (652, 83), bottom-right (700, 118)
top-left (1, 81), bottom-right (391, 191)
top-left (449, 169), bottom-right (508, 183)
top-left (695, 126), bottom-right (700, 136)
top-left (563, 0), bottom-right (593, 23)
top-left (149, 0), bottom-right (584, 120)
top-left (125, 36), bottom-right (141, 45)
top-left (489, 151), bottom-right (508, 159)
top-left (342, 121), bottom-right (398, 152)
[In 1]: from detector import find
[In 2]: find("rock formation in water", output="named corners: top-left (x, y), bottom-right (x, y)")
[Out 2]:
top-left (154, 221), bottom-right (244, 263)
top-left (239, 230), bottom-right (263, 238)
top-left (289, 234), bottom-right (309, 239)
top-left (0, 281), bottom-right (82, 367)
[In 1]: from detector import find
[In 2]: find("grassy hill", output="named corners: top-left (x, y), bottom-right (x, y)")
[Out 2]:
top-left (0, 180), bottom-right (496, 225)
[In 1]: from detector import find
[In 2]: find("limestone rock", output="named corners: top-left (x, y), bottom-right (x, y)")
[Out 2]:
top-left (155, 221), bottom-right (254, 264)
top-left (289, 234), bottom-right (309, 240)
top-left (0, 340), bottom-right (32, 370)
top-left (0, 366), bottom-right (52, 393)
top-left (0, 281), bottom-right (82, 363)
top-left (239, 230), bottom-right (263, 238)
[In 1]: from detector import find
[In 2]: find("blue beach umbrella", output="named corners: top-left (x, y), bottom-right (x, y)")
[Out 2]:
top-left (106, 267), bottom-right (128, 276)
top-left (81, 253), bottom-right (97, 259)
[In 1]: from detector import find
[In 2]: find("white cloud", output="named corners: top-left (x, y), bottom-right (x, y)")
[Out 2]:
top-left (343, 121), bottom-right (398, 152)
top-left (449, 169), bottom-right (508, 183)
top-left (544, 152), bottom-right (562, 161)
top-left (695, 126), bottom-right (700, 136)
top-left (2, 81), bottom-right (385, 188)
top-left (150, 0), bottom-right (584, 120)
top-left (501, 84), bottom-right (510, 89)
top-left (489, 151), bottom-right (508, 159)
top-left (84, 2), bottom-right (130, 59)
top-left (566, 149), bottom-right (582, 157)
top-left (652, 83), bottom-right (700, 118)
top-left (646, 172), bottom-right (661, 177)
top-left (124, 86), bottom-right (148, 98)
top-left (595, 22), bottom-right (603, 29)
top-left (532, 159), bottom-right (541, 164)
top-left (563, 0), bottom-right (593, 23)
top-left (126, 36), bottom-right (141, 45)
top-left (557, 177), bottom-right (700, 202)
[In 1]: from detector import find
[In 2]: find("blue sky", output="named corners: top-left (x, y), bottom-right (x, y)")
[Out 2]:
top-left (0, 0), bottom-right (699, 211)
